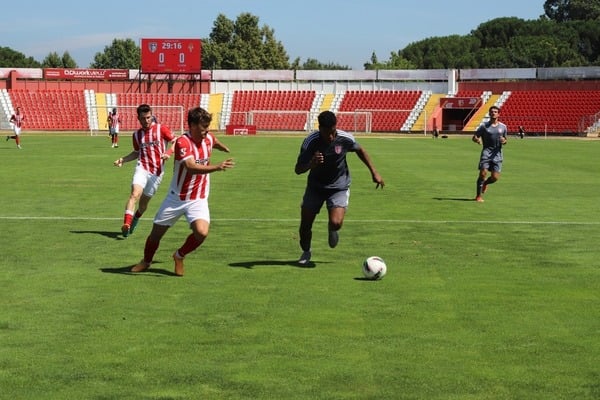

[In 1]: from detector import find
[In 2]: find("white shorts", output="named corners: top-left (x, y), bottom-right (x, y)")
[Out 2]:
top-left (153, 192), bottom-right (210, 227)
top-left (12, 126), bottom-right (21, 135)
top-left (131, 164), bottom-right (163, 197)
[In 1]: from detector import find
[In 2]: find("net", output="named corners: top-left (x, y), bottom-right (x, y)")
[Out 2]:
top-left (88, 105), bottom-right (185, 136)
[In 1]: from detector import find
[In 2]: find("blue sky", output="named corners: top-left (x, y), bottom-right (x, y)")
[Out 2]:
top-left (2, 0), bottom-right (544, 70)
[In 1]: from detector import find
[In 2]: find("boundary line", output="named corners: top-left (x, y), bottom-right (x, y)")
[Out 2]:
top-left (0, 216), bottom-right (598, 225)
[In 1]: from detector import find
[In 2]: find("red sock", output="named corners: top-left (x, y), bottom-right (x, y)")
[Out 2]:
top-left (178, 234), bottom-right (205, 257)
top-left (123, 211), bottom-right (134, 226)
top-left (144, 237), bottom-right (160, 264)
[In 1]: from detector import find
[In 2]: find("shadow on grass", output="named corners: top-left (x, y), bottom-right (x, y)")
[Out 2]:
top-left (432, 197), bottom-right (476, 202)
top-left (100, 262), bottom-right (179, 277)
top-left (353, 277), bottom-right (385, 282)
top-left (71, 230), bottom-right (124, 240)
top-left (229, 259), bottom-right (328, 269)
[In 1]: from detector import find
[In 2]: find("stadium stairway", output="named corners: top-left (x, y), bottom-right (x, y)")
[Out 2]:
top-left (306, 92), bottom-right (336, 130)
top-left (91, 91), bottom-right (110, 133)
top-left (463, 94), bottom-right (502, 131)
top-left (411, 93), bottom-right (444, 132)
top-left (0, 89), bottom-right (14, 130)
top-left (207, 93), bottom-right (223, 131)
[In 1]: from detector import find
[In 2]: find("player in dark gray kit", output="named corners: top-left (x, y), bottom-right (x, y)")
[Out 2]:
top-left (294, 111), bottom-right (385, 265)
top-left (472, 105), bottom-right (507, 202)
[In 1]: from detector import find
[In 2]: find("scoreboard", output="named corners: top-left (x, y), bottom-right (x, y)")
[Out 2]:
top-left (140, 38), bottom-right (202, 74)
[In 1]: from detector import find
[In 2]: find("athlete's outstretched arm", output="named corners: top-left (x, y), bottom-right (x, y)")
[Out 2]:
top-left (356, 147), bottom-right (384, 189)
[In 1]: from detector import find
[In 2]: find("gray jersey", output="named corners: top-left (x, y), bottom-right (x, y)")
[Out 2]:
top-left (297, 129), bottom-right (360, 190)
top-left (475, 121), bottom-right (507, 161)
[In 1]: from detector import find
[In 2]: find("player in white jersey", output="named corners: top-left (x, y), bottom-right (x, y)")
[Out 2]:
top-left (113, 104), bottom-right (176, 237)
top-left (7, 106), bottom-right (24, 149)
top-left (131, 107), bottom-right (234, 276)
top-left (472, 105), bottom-right (508, 202)
top-left (107, 108), bottom-right (121, 148)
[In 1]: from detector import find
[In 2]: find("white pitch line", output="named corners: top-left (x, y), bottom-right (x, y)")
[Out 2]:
top-left (0, 216), bottom-right (598, 225)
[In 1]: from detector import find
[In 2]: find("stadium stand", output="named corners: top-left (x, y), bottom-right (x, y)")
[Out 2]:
top-left (498, 90), bottom-right (600, 135)
top-left (228, 90), bottom-right (316, 131)
top-left (2, 67), bottom-right (600, 135)
top-left (115, 93), bottom-right (202, 132)
top-left (336, 90), bottom-right (422, 132)
top-left (9, 89), bottom-right (89, 130)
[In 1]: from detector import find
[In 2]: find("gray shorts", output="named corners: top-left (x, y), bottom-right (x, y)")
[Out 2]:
top-left (478, 157), bottom-right (503, 173)
top-left (301, 186), bottom-right (349, 214)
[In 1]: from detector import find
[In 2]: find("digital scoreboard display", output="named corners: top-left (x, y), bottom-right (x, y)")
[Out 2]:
top-left (140, 38), bottom-right (202, 74)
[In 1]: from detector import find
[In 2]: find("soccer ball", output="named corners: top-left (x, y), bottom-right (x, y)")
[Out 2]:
top-left (362, 256), bottom-right (387, 280)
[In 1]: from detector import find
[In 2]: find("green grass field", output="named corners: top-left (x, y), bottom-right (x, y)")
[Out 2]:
top-left (1, 133), bottom-right (599, 400)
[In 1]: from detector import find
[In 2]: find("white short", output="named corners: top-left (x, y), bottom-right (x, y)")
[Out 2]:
top-left (12, 126), bottom-right (21, 135)
top-left (153, 192), bottom-right (210, 227)
top-left (131, 164), bottom-right (163, 197)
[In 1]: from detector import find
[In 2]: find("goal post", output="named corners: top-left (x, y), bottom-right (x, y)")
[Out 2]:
top-left (333, 111), bottom-right (372, 134)
top-left (88, 105), bottom-right (185, 136)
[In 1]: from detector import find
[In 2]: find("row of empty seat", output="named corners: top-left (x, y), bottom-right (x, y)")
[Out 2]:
top-left (10, 89), bottom-right (89, 130)
top-left (229, 90), bottom-right (316, 130)
top-left (4, 89), bottom-right (600, 133)
top-left (116, 93), bottom-right (202, 131)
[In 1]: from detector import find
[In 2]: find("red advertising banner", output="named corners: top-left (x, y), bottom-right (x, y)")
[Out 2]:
top-left (440, 97), bottom-right (481, 109)
top-left (44, 68), bottom-right (129, 80)
top-left (140, 38), bottom-right (202, 74)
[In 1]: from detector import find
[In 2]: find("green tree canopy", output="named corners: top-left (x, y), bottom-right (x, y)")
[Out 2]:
top-left (90, 38), bottom-right (140, 69)
top-left (292, 58), bottom-right (350, 70)
top-left (544, 0), bottom-right (600, 22)
top-left (202, 13), bottom-right (289, 69)
top-left (399, 35), bottom-right (480, 69)
top-left (41, 51), bottom-right (77, 68)
top-left (364, 51), bottom-right (415, 70)
top-left (385, 12), bottom-right (600, 69)
top-left (0, 47), bottom-right (40, 68)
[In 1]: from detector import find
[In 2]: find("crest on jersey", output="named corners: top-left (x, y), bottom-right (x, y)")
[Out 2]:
top-left (334, 145), bottom-right (342, 154)
top-left (179, 147), bottom-right (187, 157)
top-left (148, 42), bottom-right (158, 53)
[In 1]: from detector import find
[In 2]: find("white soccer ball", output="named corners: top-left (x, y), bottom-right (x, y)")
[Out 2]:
top-left (362, 256), bottom-right (387, 280)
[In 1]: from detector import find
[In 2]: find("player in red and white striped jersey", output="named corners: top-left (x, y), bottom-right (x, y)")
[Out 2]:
top-left (107, 108), bottom-right (121, 148)
top-left (131, 107), bottom-right (234, 276)
top-left (113, 104), bottom-right (176, 237)
top-left (7, 106), bottom-right (24, 149)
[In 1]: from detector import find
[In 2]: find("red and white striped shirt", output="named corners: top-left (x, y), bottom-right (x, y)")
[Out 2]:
top-left (108, 113), bottom-right (120, 129)
top-left (10, 112), bottom-right (24, 128)
top-left (132, 123), bottom-right (175, 176)
top-left (169, 132), bottom-right (215, 201)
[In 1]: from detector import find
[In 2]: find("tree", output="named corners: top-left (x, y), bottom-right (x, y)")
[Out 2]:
top-left (400, 35), bottom-right (479, 69)
top-left (572, 19), bottom-right (600, 64)
top-left (364, 51), bottom-right (416, 70)
top-left (544, 0), bottom-right (600, 22)
top-left (471, 17), bottom-right (529, 49)
top-left (295, 58), bottom-right (350, 70)
top-left (202, 13), bottom-right (289, 69)
top-left (41, 51), bottom-right (77, 68)
top-left (0, 47), bottom-right (40, 68)
top-left (90, 38), bottom-right (140, 69)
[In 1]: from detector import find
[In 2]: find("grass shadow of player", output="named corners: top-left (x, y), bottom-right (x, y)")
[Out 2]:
top-left (353, 277), bottom-right (383, 281)
top-left (229, 259), bottom-right (328, 269)
top-left (432, 197), bottom-right (476, 202)
top-left (100, 262), bottom-right (179, 277)
top-left (71, 230), bottom-right (125, 240)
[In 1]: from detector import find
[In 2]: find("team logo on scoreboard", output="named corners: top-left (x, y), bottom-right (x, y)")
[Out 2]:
top-left (148, 42), bottom-right (158, 53)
